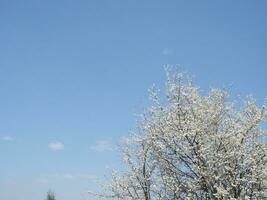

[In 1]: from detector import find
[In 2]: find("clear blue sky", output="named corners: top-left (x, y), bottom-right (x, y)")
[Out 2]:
top-left (0, 0), bottom-right (266, 200)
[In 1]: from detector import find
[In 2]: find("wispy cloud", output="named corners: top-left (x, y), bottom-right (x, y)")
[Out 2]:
top-left (63, 174), bottom-right (97, 180)
top-left (63, 174), bottom-right (75, 180)
top-left (38, 173), bottom-right (97, 184)
top-left (37, 177), bottom-right (50, 184)
top-left (48, 142), bottom-right (64, 151)
top-left (90, 139), bottom-right (113, 152)
top-left (1, 136), bottom-right (15, 142)
top-left (162, 48), bottom-right (173, 56)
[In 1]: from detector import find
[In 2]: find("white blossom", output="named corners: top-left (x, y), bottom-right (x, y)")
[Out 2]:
top-left (94, 68), bottom-right (267, 200)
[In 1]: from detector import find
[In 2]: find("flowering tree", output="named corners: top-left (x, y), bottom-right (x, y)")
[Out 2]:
top-left (99, 69), bottom-right (267, 199)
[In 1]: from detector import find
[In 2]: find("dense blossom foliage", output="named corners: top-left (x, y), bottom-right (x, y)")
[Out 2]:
top-left (99, 69), bottom-right (267, 200)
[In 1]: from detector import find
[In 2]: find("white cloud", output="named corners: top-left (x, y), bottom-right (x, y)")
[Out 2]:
top-left (37, 177), bottom-right (50, 184)
top-left (1, 136), bottom-right (14, 142)
top-left (38, 173), bottom-right (97, 183)
top-left (162, 48), bottom-right (172, 56)
top-left (90, 139), bottom-right (113, 152)
top-left (63, 174), bottom-right (75, 180)
top-left (48, 142), bottom-right (64, 151)
top-left (63, 174), bottom-right (97, 180)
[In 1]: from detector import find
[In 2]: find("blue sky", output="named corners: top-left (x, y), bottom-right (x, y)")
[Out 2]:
top-left (0, 0), bottom-right (267, 200)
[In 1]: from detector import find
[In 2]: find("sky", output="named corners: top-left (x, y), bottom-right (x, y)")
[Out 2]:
top-left (0, 0), bottom-right (267, 200)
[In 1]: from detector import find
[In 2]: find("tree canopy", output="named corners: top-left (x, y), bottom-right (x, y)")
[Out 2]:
top-left (46, 191), bottom-right (56, 200)
top-left (97, 69), bottom-right (267, 199)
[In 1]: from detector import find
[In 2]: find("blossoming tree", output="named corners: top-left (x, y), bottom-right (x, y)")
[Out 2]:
top-left (99, 69), bottom-right (267, 199)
